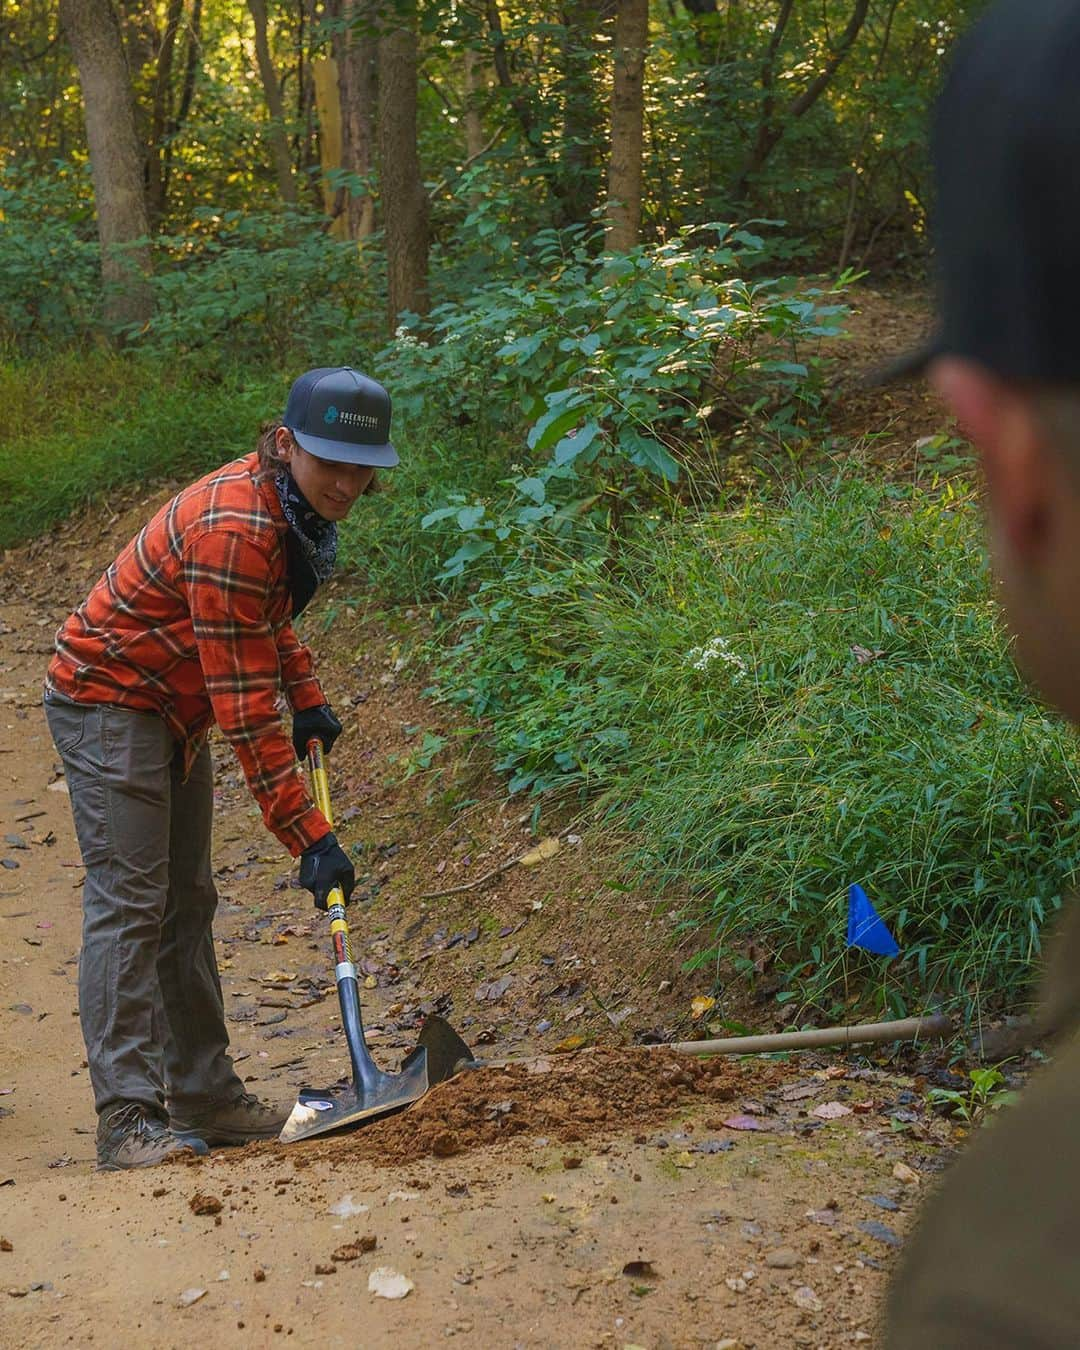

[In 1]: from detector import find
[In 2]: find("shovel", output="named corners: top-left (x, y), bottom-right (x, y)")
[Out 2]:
top-left (279, 739), bottom-right (473, 1145)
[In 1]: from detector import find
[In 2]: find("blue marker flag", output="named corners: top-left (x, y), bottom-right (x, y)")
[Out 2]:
top-left (846, 884), bottom-right (900, 958)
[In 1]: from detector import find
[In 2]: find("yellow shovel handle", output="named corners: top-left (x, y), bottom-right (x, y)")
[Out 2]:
top-left (306, 738), bottom-right (350, 957)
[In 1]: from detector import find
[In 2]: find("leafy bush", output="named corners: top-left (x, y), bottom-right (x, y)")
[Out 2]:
top-left (124, 208), bottom-right (384, 360)
top-left (390, 223), bottom-right (847, 582)
top-left (0, 165), bottom-right (101, 353)
top-left (422, 475), bottom-right (1080, 1018)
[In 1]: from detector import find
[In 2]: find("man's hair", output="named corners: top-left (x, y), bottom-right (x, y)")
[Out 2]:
top-left (256, 418), bottom-right (287, 471)
top-left (256, 418), bottom-right (381, 494)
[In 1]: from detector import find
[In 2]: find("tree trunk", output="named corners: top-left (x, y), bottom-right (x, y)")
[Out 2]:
top-left (331, 0), bottom-right (376, 240)
top-left (59, 0), bottom-right (153, 331)
top-left (247, 0), bottom-right (297, 204)
top-left (604, 0), bottom-right (648, 251)
top-left (145, 0), bottom-right (184, 228)
top-left (378, 8), bottom-right (428, 326)
top-left (463, 45), bottom-right (487, 207)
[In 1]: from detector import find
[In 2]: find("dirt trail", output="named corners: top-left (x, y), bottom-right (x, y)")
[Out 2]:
top-left (0, 494), bottom-right (960, 1348)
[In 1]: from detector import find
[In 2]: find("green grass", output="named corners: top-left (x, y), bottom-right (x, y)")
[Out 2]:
top-left (0, 351), bottom-right (281, 548)
top-left (424, 476), bottom-right (1080, 1019)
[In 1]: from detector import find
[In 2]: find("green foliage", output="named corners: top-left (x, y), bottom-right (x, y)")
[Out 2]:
top-left (398, 223), bottom-right (845, 579)
top-left (927, 1066), bottom-right (1021, 1121)
top-left (0, 166), bottom-right (100, 353)
top-left (123, 208), bottom-right (384, 360)
top-left (0, 351), bottom-right (279, 548)
top-left (419, 476), bottom-right (1080, 1018)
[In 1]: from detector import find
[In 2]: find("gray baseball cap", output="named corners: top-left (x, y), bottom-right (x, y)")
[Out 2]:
top-left (283, 367), bottom-right (398, 467)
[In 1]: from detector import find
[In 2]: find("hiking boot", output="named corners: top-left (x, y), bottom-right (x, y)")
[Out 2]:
top-left (169, 1091), bottom-right (288, 1146)
top-left (96, 1102), bottom-right (208, 1172)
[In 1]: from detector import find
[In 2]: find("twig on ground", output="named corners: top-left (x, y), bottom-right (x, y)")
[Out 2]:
top-left (419, 823), bottom-right (581, 900)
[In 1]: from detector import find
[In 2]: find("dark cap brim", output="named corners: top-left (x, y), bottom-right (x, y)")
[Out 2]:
top-left (291, 428), bottom-right (400, 468)
top-left (860, 336), bottom-right (944, 388)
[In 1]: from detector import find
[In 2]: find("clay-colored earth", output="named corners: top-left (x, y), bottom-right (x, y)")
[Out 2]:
top-left (1, 445), bottom-right (963, 1348)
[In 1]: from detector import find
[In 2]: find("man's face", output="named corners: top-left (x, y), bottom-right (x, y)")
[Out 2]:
top-left (933, 358), bottom-right (1080, 724)
top-left (276, 430), bottom-right (374, 523)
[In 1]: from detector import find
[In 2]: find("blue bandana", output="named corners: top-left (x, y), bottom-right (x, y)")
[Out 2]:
top-left (274, 469), bottom-right (338, 585)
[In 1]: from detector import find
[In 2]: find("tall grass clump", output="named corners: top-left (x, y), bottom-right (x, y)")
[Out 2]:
top-left (428, 476), bottom-right (1080, 1018)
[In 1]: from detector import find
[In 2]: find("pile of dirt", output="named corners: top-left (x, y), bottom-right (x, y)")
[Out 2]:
top-left (260, 1047), bottom-right (787, 1169)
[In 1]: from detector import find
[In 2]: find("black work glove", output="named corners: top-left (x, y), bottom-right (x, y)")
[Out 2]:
top-left (299, 831), bottom-right (355, 911)
top-left (292, 703), bottom-right (343, 761)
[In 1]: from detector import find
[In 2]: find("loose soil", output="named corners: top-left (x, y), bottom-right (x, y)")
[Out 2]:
top-left (1, 377), bottom-right (970, 1348)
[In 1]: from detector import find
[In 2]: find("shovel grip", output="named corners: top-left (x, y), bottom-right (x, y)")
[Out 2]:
top-left (307, 739), bottom-right (351, 957)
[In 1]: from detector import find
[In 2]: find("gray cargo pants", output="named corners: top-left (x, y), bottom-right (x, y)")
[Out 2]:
top-left (45, 694), bottom-right (244, 1118)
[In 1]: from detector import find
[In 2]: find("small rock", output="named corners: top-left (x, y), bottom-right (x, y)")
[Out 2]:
top-left (7, 1288), bottom-right (27, 1298)
top-left (368, 1266), bottom-right (414, 1300)
top-left (857, 1219), bottom-right (902, 1248)
top-left (792, 1285), bottom-right (822, 1311)
top-left (178, 1288), bottom-right (207, 1308)
top-left (253, 1268), bottom-right (266, 1283)
top-left (562, 1155), bottom-right (582, 1170)
top-left (314, 1264), bottom-right (337, 1276)
top-left (327, 1194), bottom-right (369, 1218)
top-left (864, 1193), bottom-right (899, 1212)
top-left (765, 1247), bottom-right (800, 1270)
top-left (892, 1161), bottom-right (920, 1185)
top-left (189, 1192), bottom-right (222, 1216)
top-left (0, 1239), bottom-right (11, 1252)
top-left (332, 1236), bottom-right (377, 1262)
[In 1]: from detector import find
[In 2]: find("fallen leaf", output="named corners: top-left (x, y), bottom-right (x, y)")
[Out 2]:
top-left (857, 1219), bottom-right (902, 1248)
top-left (553, 1033), bottom-right (587, 1053)
top-left (519, 837), bottom-right (561, 868)
top-left (178, 1288), bottom-right (207, 1308)
top-left (387, 1189), bottom-right (420, 1202)
top-left (812, 1101), bottom-right (853, 1120)
top-left (722, 1115), bottom-right (767, 1132)
top-left (892, 1161), bottom-right (920, 1185)
top-left (690, 995), bottom-right (716, 1021)
top-left (782, 1081), bottom-right (825, 1102)
top-left (368, 1267), bottom-right (413, 1300)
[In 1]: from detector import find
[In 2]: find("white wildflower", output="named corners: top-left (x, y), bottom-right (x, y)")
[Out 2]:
top-left (686, 635), bottom-right (747, 678)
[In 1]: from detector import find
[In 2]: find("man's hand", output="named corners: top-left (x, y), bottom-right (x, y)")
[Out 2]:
top-left (299, 832), bottom-right (355, 911)
top-left (292, 703), bottom-right (343, 761)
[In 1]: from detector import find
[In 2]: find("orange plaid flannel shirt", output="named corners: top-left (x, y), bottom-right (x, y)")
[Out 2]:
top-left (47, 453), bottom-right (332, 856)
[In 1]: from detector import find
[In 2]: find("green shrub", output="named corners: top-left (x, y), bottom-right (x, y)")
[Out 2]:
top-left (424, 475), bottom-right (1080, 1018)
top-left (0, 165), bottom-right (100, 353)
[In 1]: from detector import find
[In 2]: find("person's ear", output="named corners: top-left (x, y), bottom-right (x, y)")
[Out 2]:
top-left (275, 426), bottom-right (294, 463)
top-left (931, 357), bottom-right (1049, 563)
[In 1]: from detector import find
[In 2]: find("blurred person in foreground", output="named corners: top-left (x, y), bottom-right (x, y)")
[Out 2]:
top-left (884, 2), bottom-right (1080, 1345)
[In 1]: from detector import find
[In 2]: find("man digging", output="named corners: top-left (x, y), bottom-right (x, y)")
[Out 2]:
top-left (43, 368), bottom-right (393, 1170)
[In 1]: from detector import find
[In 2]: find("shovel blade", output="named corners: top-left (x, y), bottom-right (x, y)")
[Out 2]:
top-left (278, 1045), bottom-right (430, 1144)
top-left (418, 1014), bottom-right (478, 1085)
